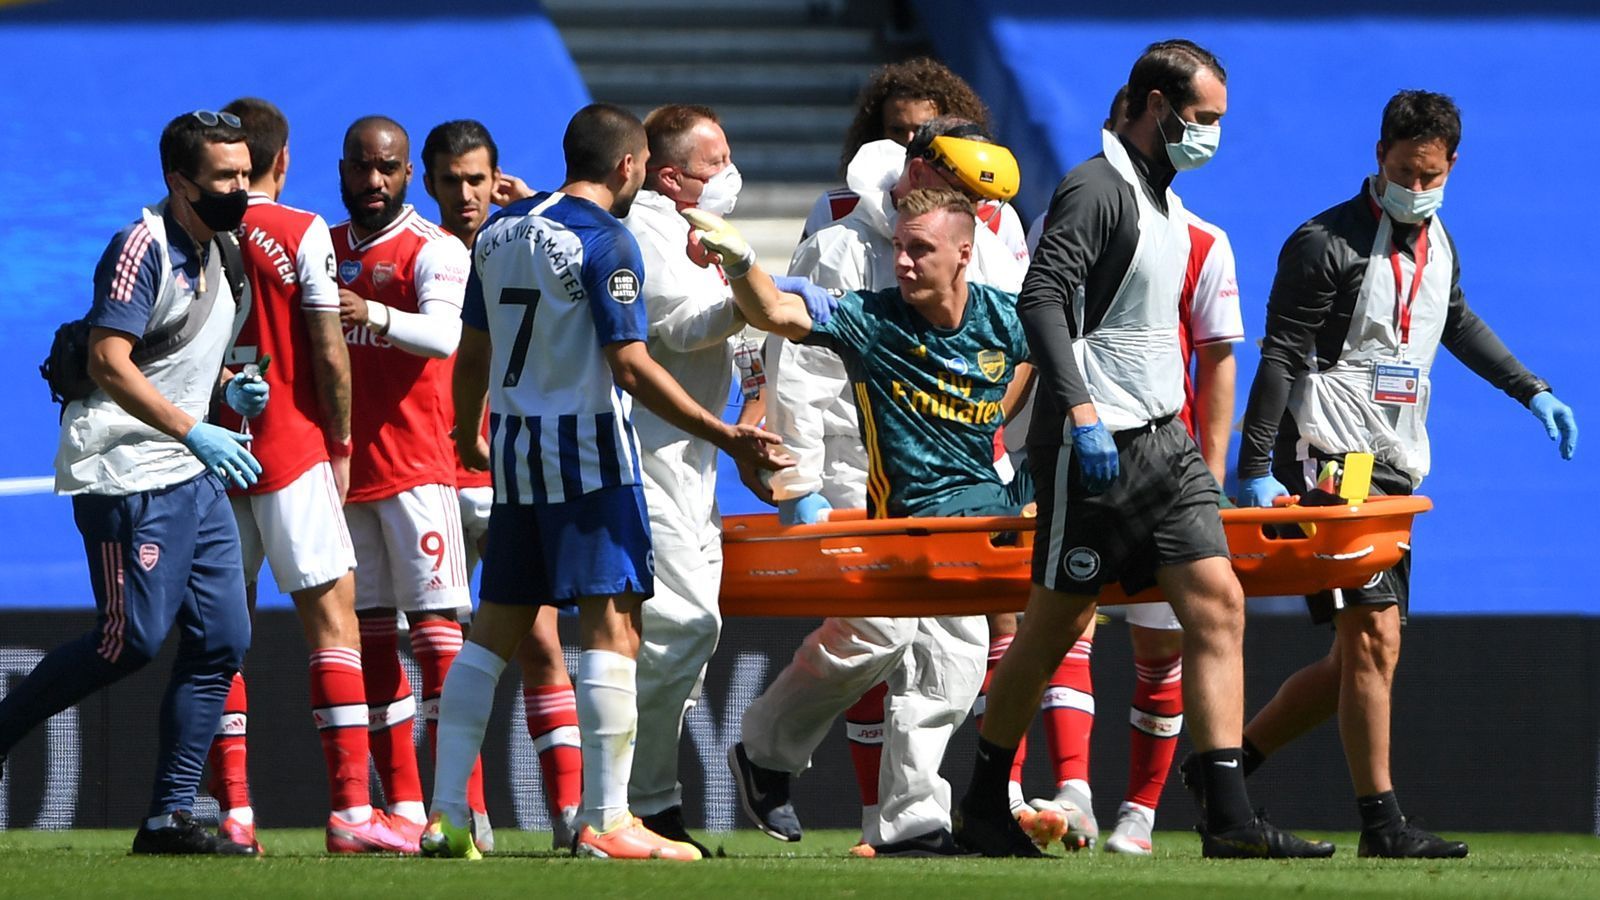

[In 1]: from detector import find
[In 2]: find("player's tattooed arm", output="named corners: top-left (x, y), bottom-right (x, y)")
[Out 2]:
top-left (305, 308), bottom-right (353, 497)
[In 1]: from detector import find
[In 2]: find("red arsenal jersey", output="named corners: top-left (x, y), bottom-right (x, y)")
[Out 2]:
top-left (220, 193), bottom-right (342, 494)
top-left (331, 206), bottom-right (469, 503)
top-left (1176, 213), bottom-right (1245, 443)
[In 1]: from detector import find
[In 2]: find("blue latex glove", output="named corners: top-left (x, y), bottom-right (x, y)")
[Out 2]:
top-left (778, 492), bottom-right (831, 525)
top-left (771, 275), bottom-right (839, 327)
top-left (1529, 391), bottom-right (1578, 460)
top-left (1071, 422), bottom-right (1119, 494)
top-left (1239, 474), bottom-right (1291, 508)
top-left (184, 422), bottom-right (262, 489)
top-left (224, 375), bottom-right (270, 418)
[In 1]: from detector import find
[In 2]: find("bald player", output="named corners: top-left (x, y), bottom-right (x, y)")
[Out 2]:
top-left (331, 115), bottom-right (475, 851)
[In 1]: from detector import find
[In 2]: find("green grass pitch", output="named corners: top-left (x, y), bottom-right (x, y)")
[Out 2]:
top-left (0, 829), bottom-right (1596, 898)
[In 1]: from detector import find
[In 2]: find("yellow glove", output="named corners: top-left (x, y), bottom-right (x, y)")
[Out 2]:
top-left (682, 208), bottom-right (755, 277)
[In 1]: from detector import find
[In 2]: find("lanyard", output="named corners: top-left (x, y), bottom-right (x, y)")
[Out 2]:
top-left (1388, 222), bottom-right (1429, 351)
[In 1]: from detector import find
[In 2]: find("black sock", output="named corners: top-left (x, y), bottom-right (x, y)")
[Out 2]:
top-left (1197, 748), bottom-right (1255, 831)
top-left (1241, 737), bottom-right (1266, 777)
top-left (1357, 790), bottom-right (1403, 833)
top-left (966, 736), bottom-right (1019, 813)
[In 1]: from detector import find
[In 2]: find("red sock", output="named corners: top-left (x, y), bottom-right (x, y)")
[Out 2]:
top-left (309, 646), bottom-right (372, 812)
top-left (1042, 637), bottom-right (1094, 788)
top-left (359, 616), bottom-right (423, 808)
top-left (976, 635), bottom-right (1028, 789)
top-left (206, 671), bottom-right (251, 811)
top-left (844, 682), bottom-right (888, 807)
top-left (1127, 653), bottom-right (1184, 810)
top-left (523, 683), bottom-right (582, 817)
top-left (409, 620), bottom-right (486, 814)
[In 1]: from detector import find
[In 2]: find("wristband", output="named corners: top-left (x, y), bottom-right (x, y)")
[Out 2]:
top-left (328, 437), bottom-right (353, 458)
top-left (720, 247), bottom-right (755, 280)
top-left (366, 300), bottom-right (392, 336)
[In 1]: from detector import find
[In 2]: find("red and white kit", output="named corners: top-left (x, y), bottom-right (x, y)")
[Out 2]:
top-left (1177, 211), bottom-right (1245, 447)
top-left (332, 205), bottom-right (471, 612)
top-left (223, 194), bottom-right (356, 593)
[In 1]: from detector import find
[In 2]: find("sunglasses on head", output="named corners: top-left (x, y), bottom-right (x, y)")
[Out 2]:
top-left (190, 109), bottom-right (242, 128)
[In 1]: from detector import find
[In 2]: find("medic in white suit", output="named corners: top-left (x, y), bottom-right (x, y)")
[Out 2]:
top-left (620, 105), bottom-right (758, 856)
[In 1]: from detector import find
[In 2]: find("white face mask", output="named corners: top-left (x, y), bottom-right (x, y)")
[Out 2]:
top-left (695, 162), bottom-right (742, 217)
top-left (1163, 107), bottom-right (1220, 171)
top-left (1379, 178), bottom-right (1445, 224)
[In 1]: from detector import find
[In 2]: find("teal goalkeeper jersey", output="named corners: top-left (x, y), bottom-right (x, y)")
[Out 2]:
top-left (804, 282), bottom-right (1030, 518)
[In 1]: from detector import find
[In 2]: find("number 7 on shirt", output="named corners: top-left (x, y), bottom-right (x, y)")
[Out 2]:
top-left (500, 287), bottom-right (542, 388)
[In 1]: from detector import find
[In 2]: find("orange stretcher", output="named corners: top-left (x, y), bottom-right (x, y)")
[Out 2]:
top-left (719, 496), bottom-right (1431, 617)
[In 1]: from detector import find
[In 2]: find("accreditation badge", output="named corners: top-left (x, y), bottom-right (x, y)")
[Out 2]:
top-left (1372, 362), bottom-right (1421, 406)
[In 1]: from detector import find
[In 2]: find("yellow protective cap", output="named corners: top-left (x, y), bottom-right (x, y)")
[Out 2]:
top-left (926, 135), bottom-right (1020, 202)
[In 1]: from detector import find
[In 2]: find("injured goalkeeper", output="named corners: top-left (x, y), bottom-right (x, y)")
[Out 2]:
top-left (684, 188), bottom-right (1037, 857)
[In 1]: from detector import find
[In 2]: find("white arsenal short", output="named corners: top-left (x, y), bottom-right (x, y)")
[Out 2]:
top-left (1120, 601), bottom-right (1183, 631)
top-left (458, 485), bottom-right (493, 574)
top-left (231, 461), bottom-right (356, 594)
top-left (345, 482), bottom-right (471, 612)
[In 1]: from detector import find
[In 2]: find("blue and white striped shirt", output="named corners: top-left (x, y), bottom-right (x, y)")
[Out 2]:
top-left (464, 192), bottom-right (649, 505)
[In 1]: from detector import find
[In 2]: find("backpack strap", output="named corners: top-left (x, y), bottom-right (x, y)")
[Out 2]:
top-left (130, 230), bottom-right (245, 365)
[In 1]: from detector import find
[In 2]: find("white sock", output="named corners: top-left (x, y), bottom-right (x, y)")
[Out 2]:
top-left (1119, 800), bottom-right (1156, 828)
top-left (222, 806), bottom-right (254, 826)
top-left (390, 801), bottom-right (427, 825)
top-left (144, 813), bottom-right (178, 831)
top-left (576, 649), bottom-right (638, 833)
top-left (431, 641), bottom-right (506, 823)
top-left (331, 805), bottom-right (373, 825)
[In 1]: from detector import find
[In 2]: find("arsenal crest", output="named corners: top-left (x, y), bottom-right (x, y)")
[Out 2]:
top-left (138, 543), bottom-right (160, 571)
top-left (977, 349), bottom-right (1007, 382)
top-left (373, 262), bottom-right (397, 288)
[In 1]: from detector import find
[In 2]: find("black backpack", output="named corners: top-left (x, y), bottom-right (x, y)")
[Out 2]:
top-left (41, 228), bottom-right (248, 406)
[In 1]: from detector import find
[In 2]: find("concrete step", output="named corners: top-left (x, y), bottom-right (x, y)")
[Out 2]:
top-left (561, 26), bottom-right (877, 64)
top-left (715, 103), bottom-right (854, 145)
top-left (727, 141), bottom-right (841, 183)
top-left (737, 182), bottom-right (838, 220)
top-left (740, 217), bottom-right (811, 273)
top-left (544, 0), bottom-right (836, 28)
top-left (610, 103), bottom-right (851, 148)
top-left (578, 62), bottom-right (866, 106)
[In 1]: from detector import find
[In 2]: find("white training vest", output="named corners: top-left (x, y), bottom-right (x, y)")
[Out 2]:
top-left (1069, 130), bottom-right (1189, 433)
top-left (1287, 193), bottom-right (1453, 485)
top-left (55, 203), bottom-right (235, 496)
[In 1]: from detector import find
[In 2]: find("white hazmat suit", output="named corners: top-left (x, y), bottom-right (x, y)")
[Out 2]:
top-left (623, 188), bottom-right (747, 817)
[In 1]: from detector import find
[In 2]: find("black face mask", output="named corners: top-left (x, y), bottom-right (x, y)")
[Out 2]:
top-left (184, 177), bottom-right (248, 232)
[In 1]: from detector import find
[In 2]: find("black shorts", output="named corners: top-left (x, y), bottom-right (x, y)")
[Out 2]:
top-left (1274, 453), bottom-right (1413, 625)
top-left (1029, 417), bottom-right (1229, 597)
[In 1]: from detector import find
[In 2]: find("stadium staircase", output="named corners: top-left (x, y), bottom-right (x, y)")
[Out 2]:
top-left (544, 0), bottom-right (923, 268)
